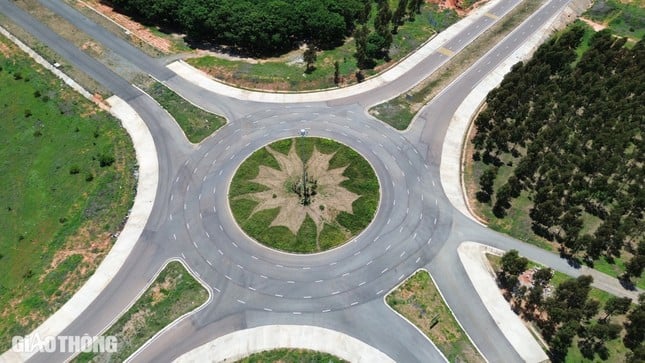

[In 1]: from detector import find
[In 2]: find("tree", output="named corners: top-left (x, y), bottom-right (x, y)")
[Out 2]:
top-left (391, 0), bottom-right (407, 33)
top-left (603, 296), bottom-right (632, 322)
top-left (501, 249), bottom-right (529, 276)
top-left (533, 268), bottom-right (553, 287)
top-left (303, 45), bottom-right (317, 73)
top-left (354, 25), bottom-right (373, 69)
top-left (333, 61), bottom-right (341, 85)
top-left (624, 294), bottom-right (645, 350)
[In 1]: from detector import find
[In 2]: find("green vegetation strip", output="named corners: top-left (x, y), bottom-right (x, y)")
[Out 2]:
top-left (230, 138), bottom-right (379, 253)
top-left (236, 348), bottom-right (348, 363)
top-left (370, 0), bottom-right (544, 130)
top-left (0, 34), bottom-right (136, 350)
top-left (74, 261), bottom-right (208, 362)
top-left (387, 270), bottom-right (485, 363)
top-left (186, 2), bottom-right (457, 92)
top-left (583, 0), bottom-right (645, 40)
top-left (144, 81), bottom-right (225, 143)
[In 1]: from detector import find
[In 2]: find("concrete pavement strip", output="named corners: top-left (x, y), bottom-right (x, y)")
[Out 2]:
top-left (172, 325), bottom-right (395, 363)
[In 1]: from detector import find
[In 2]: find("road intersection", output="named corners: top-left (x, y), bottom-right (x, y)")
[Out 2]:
top-left (1, 0), bottom-right (634, 362)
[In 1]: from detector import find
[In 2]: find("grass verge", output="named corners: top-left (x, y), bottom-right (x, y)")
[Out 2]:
top-left (0, 33), bottom-right (136, 350)
top-left (369, 0), bottom-right (544, 130)
top-left (387, 270), bottom-right (485, 363)
top-left (583, 0), bottom-right (644, 40)
top-left (236, 348), bottom-right (348, 363)
top-left (184, 2), bottom-right (462, 92)
top-left (74, 261), bottom-right (209, 362)
top-left (230, 138), bottom-right (379, 253)
top-left (142, 80), bottom-right (226, 143)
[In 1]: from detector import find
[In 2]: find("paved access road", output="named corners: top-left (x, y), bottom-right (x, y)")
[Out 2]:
top-left (2, 0), bottom-right (629, 362)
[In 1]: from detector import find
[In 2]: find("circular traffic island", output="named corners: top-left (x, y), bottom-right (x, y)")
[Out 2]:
top-left (229, 137), bottom-right (379, 253)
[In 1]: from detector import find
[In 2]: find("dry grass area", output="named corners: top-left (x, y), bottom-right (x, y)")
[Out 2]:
top-left (387, 271), bottom-right (485, 363)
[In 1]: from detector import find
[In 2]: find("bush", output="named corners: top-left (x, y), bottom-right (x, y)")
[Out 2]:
top-left (69, 165), bottom-right (80, 175)
top-left (99, 154), bottom-right (115, 167)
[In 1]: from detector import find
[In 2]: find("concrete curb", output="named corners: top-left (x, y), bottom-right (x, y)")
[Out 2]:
top-left (457, 242), bottom-right (549, 363)
top-left (440, 0), bottom-right (586, 224)
top-left (165, 0), bottom-right (512, 104)
top-left (171, 325), bottom-right (395, 363)
top-left (1, 96), bottom-right (159, 362)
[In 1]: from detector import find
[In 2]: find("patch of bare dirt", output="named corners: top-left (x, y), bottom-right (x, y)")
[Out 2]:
top-left (427, 0), bottom-right (490, 16)
top-left (121, 309), bottom-right (149, 340)
top-left (0, 41), bottom-right (14, 57)
top-left (579, 17), bottom-right (608, 31)
top-left (242, 142), bottom-right (358, 237)
top-left (149, 275), bottom-right (179, 306)
top-left (77, 0), bottom-right (173, 53)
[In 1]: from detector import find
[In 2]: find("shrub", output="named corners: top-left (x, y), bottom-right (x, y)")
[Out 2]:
top-left (99, 154), bottom-right (115, 167)
top-left (69, 165), bottom-right (80, 175)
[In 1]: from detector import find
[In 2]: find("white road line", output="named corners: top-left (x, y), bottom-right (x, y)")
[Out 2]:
top-left (213, 206), bottom-right (217, 213)
top-left (199, 212), bottom-right (203, 219)
top-left (287, 280), bottom-right (295, 284)
top-left (354, 251), bottom-right (361, 256)
top-left (218, 249), bottom-right (223, 255)
top-left (192, 241), bottom-right (197, 248)
top-left (260, 275), bottom-right (268, 279)
top-left (366, 260), bottom-right (373, 266)
top-left (387, 218), bottom-right (391, 225)
top-left (385, 244), bottom-right (391, 251)
top-left (329, 262), bottom-right (337, 266)
top-left (214, 287), bottom-right (221, 293)
top-left (322, 309), bottom-right (331, 313)
top-left (434, 218), bottom-right (437, 225)
top-left (199, 194), bottom-right (202, 200)
top-left (342, 272), bottom-right (350, 277)
top-left (413, 232), bottom-right (417, 239)
top-left (186, 185), bottom-right (190, 192)
top-left (169, 214), bottom-right (173, 221)
top-left (213, 186), bottom-right (217, 193)
top-left (292, 312), bottom-right (301, 315)
top-left (219, 225), bottom-right (223, 231)
top-left (398, 274), bottom-right (405, 281)
top-left (237, 299), bottom-right (245, 304)
top-left (315, 279), bottom-right (323, 283)
top-left (374, 236), bottom-right (380, 242)
top-left (276, 264), bottom-right (284, 268)
top-left (236, 264), bottom-right (244, 269)
top-left (173, 234), bottom-right (177, 240)
top-left (302, 266), bottom-right (311, 270)
top-left (416, 257), bottom-right (421, 264)
top-left (263, 308), bottom-right (273, 312)
top-left (303, 296), bottom-right (312, 299)
top-left (359, 281), bottom-right (366, 286)
top-left (350, 301), bottom-right (359, 306)
top-left (376, 289), bottom-right (384, 295)
top-left (186, 223), bottom-right (191, 230)
top-left (248, 286), bottom-right (256, 291)
top-left (207, 260), bottom-right (213, 266)
top-left (332, 291), bottom-right (340, 295)
top-left (419, 213), bottom-right (423, 220)
top-left (381, 268), bottom-right (388, 274)
top-left (225, 275), bottom-right (232, 280)
top-left (205, 231), bottom-right (210, 238)
top-left (251, 255), bottom-right (258, 260)
top-left (170, 194), bottom-right (174, 201)
top-left (232, 242), bottom-right (238, 248)
top-left (406, 207), bottom-right (409, 214)
top-left (181, 253), bottom-right (185, 259)
top-left (400, 251), bottom-right (406, 258)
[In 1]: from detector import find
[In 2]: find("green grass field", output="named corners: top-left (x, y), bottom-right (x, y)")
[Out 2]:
top-left (584, 0), bottom-right (645, 40)
top-left (236, 348), bottom-right (347, 363)
top-left (74, 261), bottom-right (208, 362)
top-left (0, 35), bottom-right (136, 350)
top-left (387, 270), bottom-right (485, 363)
top-left (144, 81), bottom-right (225, 143)
top-left (230, 138), bottom-right (379, 253)
top-left (186, 2), bottom-right (458, 92)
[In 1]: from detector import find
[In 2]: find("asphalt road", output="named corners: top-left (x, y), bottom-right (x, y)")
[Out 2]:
top-left (0, 0), bottom-right (612, 362)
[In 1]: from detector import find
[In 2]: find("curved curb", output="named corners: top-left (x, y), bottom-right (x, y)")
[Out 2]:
top-left (165, 0), bottom-right (508, 104)
top-left (171, 325), bottom-right (394, 363)
top-left (1, 96), bottom-right (159, 362)
top-left (457, 242), bottom-right (549, 363)
top-left (440, 0), bottom-right (585, 225)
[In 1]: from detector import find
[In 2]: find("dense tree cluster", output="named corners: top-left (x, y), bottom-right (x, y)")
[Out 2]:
top-left (473, 24), bottom-right (644, 280)
top-left (106, 0), bottom-right (367, 54)
top-left (497, 250), bottom-right (644, 362)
